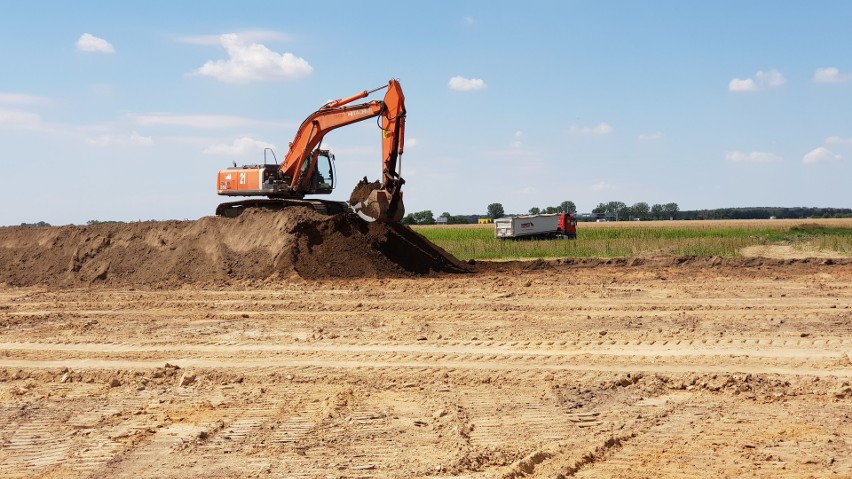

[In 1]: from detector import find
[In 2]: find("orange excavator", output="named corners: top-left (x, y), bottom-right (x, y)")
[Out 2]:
top-left (215, 79), bottom-right (406, 222)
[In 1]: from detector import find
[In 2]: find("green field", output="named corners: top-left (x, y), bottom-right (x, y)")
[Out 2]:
top-left (412, 219), bottom-right (852, 260)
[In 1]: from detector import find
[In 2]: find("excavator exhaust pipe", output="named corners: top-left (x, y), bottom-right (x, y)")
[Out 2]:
top-left (349, 178), bottom-right (405, 223)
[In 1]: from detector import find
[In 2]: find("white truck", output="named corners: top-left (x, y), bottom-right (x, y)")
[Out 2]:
top-left (494, 213), bottom-right (577, 239)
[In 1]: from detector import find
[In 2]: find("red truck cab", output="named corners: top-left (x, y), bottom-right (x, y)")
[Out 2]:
top-left (558, 213), bottom-right (577, 239)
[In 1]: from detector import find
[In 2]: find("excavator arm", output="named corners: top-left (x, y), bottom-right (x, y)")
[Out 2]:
top-left (280, 79), bottom-right (406, 221)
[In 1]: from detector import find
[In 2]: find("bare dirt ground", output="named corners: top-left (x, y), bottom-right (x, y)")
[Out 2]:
top-left (0, 213), bottom-right (850, 478)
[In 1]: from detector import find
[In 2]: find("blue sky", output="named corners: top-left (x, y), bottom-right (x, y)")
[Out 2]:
top-left (1, 1), bottom-right (850, 225)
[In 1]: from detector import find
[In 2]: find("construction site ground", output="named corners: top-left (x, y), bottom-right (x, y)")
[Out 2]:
top-left (0, 215), bottom-right (850, 478)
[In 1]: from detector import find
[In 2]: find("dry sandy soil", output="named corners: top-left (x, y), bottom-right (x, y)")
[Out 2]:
top-left (0, 212), bottom-right (850, 478)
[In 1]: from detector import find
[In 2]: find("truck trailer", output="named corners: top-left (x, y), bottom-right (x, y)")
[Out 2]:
top-left (494, 213), bottom-right (577, 239)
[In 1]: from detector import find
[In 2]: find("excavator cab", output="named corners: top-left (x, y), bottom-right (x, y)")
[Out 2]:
top-left (309, 150), bottom-right (335, 194)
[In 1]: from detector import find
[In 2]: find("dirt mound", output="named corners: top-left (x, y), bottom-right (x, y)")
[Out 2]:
top-left (0, 208), bottom-right (468, 287)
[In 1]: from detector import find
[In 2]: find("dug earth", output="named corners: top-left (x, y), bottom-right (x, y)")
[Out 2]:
top-left (0, 209), bottom-right (849, 478)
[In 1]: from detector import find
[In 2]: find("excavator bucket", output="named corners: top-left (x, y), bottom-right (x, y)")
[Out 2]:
top-left (349, 179), bottom-right (405, 223)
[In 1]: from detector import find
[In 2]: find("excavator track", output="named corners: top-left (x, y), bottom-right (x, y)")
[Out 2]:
top-left (215, 199), bottom-right (351, 218)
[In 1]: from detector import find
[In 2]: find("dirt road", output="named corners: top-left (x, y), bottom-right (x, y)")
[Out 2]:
top-left (1, 259), bottom-right (850, 478)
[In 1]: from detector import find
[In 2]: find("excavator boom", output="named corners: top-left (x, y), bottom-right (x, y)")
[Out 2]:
top-left (216, 79), bottom-right (406, 222)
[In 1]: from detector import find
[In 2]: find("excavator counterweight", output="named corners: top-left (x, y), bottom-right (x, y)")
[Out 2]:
top-left (215, 79), bottom-right (406, 222)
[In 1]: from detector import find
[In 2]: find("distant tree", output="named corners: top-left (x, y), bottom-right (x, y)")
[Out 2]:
top-left (487, 203), bottom-right (505, 219)
top-left (559, 201), bottom-right (577, 214)
top-left (663, 202), bottom-right (680, 220)
top-left (20, 221), bottom-right (51, 227)
top-left (413, 210), bottom-right (436, 224)
top-left (651, 204), bottom-right (664, 220)
top-left (529, 207), bottom-right (541, 215)
top-left (544, 206), bottom-right (558, 214)
top-left (435, 211), bottom-right (469, 224)
top-left (401, 211), bottom-right (436, 225)
top-left (592, 203), bottom-right (607, 214)
top-left (603, 201), bottom-right (628, 221)
top-left (631, 202), bottom-right (650, 220)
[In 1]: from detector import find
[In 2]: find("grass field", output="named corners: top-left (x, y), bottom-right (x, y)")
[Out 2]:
top-left (413, 218), bottom-right (852, 260)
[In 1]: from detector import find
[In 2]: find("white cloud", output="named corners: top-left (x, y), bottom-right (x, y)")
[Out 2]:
top-left (725, 151), bottom-right (781, 163)
top-left (448, 76), bottom-right (487, 91)
top-left (511, 130), bottom-right (523, 148)
top-left (0, 93), bottom-right (49, 105)
top-left (76, 33), bottom-right (115, 53)
top-left (591, 181), bottom-right (615, 192)
top-left (193, 34), bottom-right (312, 84)
top-left (406, 138), bottom-right (419, 148)
top-left (813, 67), bottom-right (852, 84)
top-left (728, 78), bottom-right (757, 92)
top-left (802, 146), bottom-right (841, 165)
top-left (728, 69), bottom-right (786, 92)
top-left (203, 137), bottom-right (275, 156)
top-left (463, 16), bottom-right (476, 25)
top-left (177, 30), bottom-right (289, 46)
top-left (826, 135), bottom-right (852, 145)
top-left (570, 122), bottom-right (613, 135)
top-left (86, 131), bottom-right (153, 148)
top-left (756, 69), bottom-right (786, 87)
top-left (638, 132), bottom-right (663, 141)
top-left (131, 112), bottom-right (289, 129)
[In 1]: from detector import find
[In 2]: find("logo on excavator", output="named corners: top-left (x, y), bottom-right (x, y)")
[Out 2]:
top-left (347, 108), bottom-right (369, 117)
top-left (239, 172), bottom-right (247, 185)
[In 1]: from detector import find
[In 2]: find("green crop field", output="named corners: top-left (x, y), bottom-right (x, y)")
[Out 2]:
top-left (412, 219), bottom-right (852, 260)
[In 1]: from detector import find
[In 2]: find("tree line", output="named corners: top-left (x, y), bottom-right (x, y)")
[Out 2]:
top-left (401, 202), bottom-right (851, 225)
top-left (679, 206), bottom-right (852, 220)
top-left (402, 201), bottom-right (578, 225)
top-left (591, 201), bottom-right (680, 221)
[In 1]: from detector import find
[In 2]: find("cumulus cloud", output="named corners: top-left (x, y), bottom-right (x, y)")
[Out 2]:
top-left (728, 78), bottom-right (757, 92)
top-left (193, 34), bottom-right (312, 83)
top-left (729, 69), bottom-right (786, 92)
top-left (813, 67), bottom-right (852, 84)
top-left (802, 147), bottom-right (841, 165)
top-left (638, 132), bottom-right (663, 141)
top-left (0, 93), bottom-right (49, 105)
top-left (756, 69), bottom-right (786, 87)
top-left (76, 33), bottom-right (115, 53)
top-left (570, 123), bottom-right (613, 135)
top-left (203, 137), bottom-right (275, 156)
top-left (591, 181), bottom-right (615, 192)
top-left (725, 151), bottom-right (781, 163)
top-left (448, 76), bottom-right (486, 91)
top-left (86, 131), bottom-right (153, 147)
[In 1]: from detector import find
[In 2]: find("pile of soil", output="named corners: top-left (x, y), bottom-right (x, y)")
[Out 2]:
top-left (0, 208), bottom-right (469, 287)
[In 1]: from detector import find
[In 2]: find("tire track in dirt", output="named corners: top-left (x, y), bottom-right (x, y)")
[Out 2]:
top-left (3, 338), bottom-right (849, 379)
